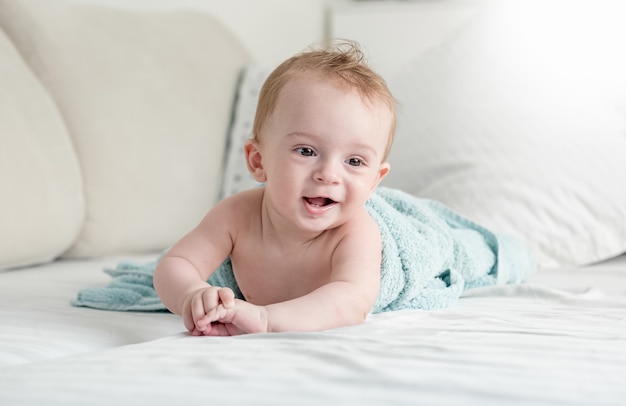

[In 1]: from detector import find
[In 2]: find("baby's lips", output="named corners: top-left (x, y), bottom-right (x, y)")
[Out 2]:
top-left (305, 197), bottom-right (335, 207)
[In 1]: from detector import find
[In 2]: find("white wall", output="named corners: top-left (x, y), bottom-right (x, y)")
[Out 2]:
top-left (330, 0), bottom-right (626, 114)
top-left (74, 0), bottom-right (351, 68)
top-left (329, 0), bottom-right (486, 80)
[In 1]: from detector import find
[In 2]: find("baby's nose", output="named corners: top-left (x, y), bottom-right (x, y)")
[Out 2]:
top-left (314, 161), bottom-right (341, 184)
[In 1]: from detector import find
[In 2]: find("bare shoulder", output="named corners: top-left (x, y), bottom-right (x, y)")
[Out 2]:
top-left (202, 188), bottom-right (263, 225)
top-left (330, 209), bottom-right (382, 275)
top-left (339, 208), bottom-right (382, 246)
top-left (215, 187), bottom-right (263, 209)
top-left (181, 187), bottom-right (264, 251)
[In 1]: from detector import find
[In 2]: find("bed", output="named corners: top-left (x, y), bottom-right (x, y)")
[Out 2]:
top-left (1, 254), bottom-right (625, 404)
top-left (1, 0), bottom-right (625, 404)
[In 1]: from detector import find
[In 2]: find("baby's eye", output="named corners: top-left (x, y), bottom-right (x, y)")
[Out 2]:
top-left (346, 157), bottom-right (363, 167)
top-left (296, 147), bottom-right (316, 157)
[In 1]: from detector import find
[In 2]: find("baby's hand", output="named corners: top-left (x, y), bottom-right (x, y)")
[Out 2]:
top-left (195, 299), bottom-right (269, 336)
top-left (181, 286), bottom-right (235, 335)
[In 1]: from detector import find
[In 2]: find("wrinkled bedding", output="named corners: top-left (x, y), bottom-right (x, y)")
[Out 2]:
top-left (1, 254), bottom-right (625, 405)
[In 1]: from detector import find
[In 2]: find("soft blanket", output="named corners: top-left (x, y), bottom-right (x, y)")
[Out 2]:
top-left (72, 187), bottom-right (536, 313)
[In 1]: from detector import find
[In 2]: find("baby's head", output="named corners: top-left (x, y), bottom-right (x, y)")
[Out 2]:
top-left (252, 41), bottom-right (396, 161)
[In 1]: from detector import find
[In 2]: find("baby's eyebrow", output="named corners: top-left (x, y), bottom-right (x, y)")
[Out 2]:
top-left (285, 132), bottom-right (320, 145)
top-left (286, 132), bottom-right (312, 139)
top-left (352, 142), bottom-right (378, 155)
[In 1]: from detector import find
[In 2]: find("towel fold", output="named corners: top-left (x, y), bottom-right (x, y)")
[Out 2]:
top-left (367, 187), bottom-right (535, 312)
top-left (72, 187), bottom-right (536, 313)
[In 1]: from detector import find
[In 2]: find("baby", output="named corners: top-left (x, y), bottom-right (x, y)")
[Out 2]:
top-left (154, 42), bottom-right (396, 336)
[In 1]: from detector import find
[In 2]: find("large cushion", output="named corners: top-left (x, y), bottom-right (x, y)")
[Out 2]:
top-left (383, 1), bottom-right (626, 267)
top-left (0, 0), bottom-right (251, 257)
top-left (0, 27), bottom-right (83, 270)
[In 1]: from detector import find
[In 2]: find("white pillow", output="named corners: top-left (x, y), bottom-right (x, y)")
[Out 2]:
top-left (0, 28), bottom-right (83, 270)
top-left (383, 1), bottom-right (626, 267)
top-left (0, 0), bottom-right (251, 258)
top-left (220, 65), bottom-right (270, 199)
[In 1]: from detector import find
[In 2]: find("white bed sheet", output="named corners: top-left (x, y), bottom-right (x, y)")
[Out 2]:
top-left (0, 254), bottom-right (182, 366)
top-left (1, 255), bottom-right (625, 405)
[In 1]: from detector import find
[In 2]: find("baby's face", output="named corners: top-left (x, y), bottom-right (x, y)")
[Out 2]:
top-left (255, 75), bottom-right (392, 232)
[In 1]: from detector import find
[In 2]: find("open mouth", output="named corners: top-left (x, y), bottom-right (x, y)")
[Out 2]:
top-left (304, 197), bottom-right (336, 208)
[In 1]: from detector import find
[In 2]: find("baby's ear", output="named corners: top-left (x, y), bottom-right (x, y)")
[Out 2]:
top-left (244, 139), bottom-right (267, 182)
top-left (371, 162), bottom-right (390, 192)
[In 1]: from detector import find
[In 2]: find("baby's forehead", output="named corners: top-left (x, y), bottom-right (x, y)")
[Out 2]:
top-left (277, 74), bottom-right (393, 152)
top-left (281, 73), bottom-right (390, 112)
top-left (286, 71), bottom-right (355, 92)
top-left (281, 72), bottom-right (342, 93)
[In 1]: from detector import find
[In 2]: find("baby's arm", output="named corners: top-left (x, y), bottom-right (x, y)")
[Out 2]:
top-left (153, 198), bottom-right (238, 334)
top-left (265, 249), bottom-right (381, 332)
top-left (266, 218), bottom-right (382, 331)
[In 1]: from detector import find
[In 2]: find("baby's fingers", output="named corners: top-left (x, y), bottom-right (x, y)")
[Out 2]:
top-left (184, 287), bottom-right (235, 334)
top-left (183, 312), bottom-right (196, 333)
top-left (183, 293), bottom-right (207, 332)
top-left (218, 287), bottom-right (235, 308)
top-left (195, 305), bottom-right (227, 334)
top-left (201, 287), bottom-right (221, 314)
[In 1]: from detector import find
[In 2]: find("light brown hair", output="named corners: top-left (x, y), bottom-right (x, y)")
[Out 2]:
top-left (252, 41), bottom-right (397, 160)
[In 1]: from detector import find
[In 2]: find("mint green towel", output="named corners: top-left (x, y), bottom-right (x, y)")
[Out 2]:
top-left (72, 187), bottom-right (535, 313)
